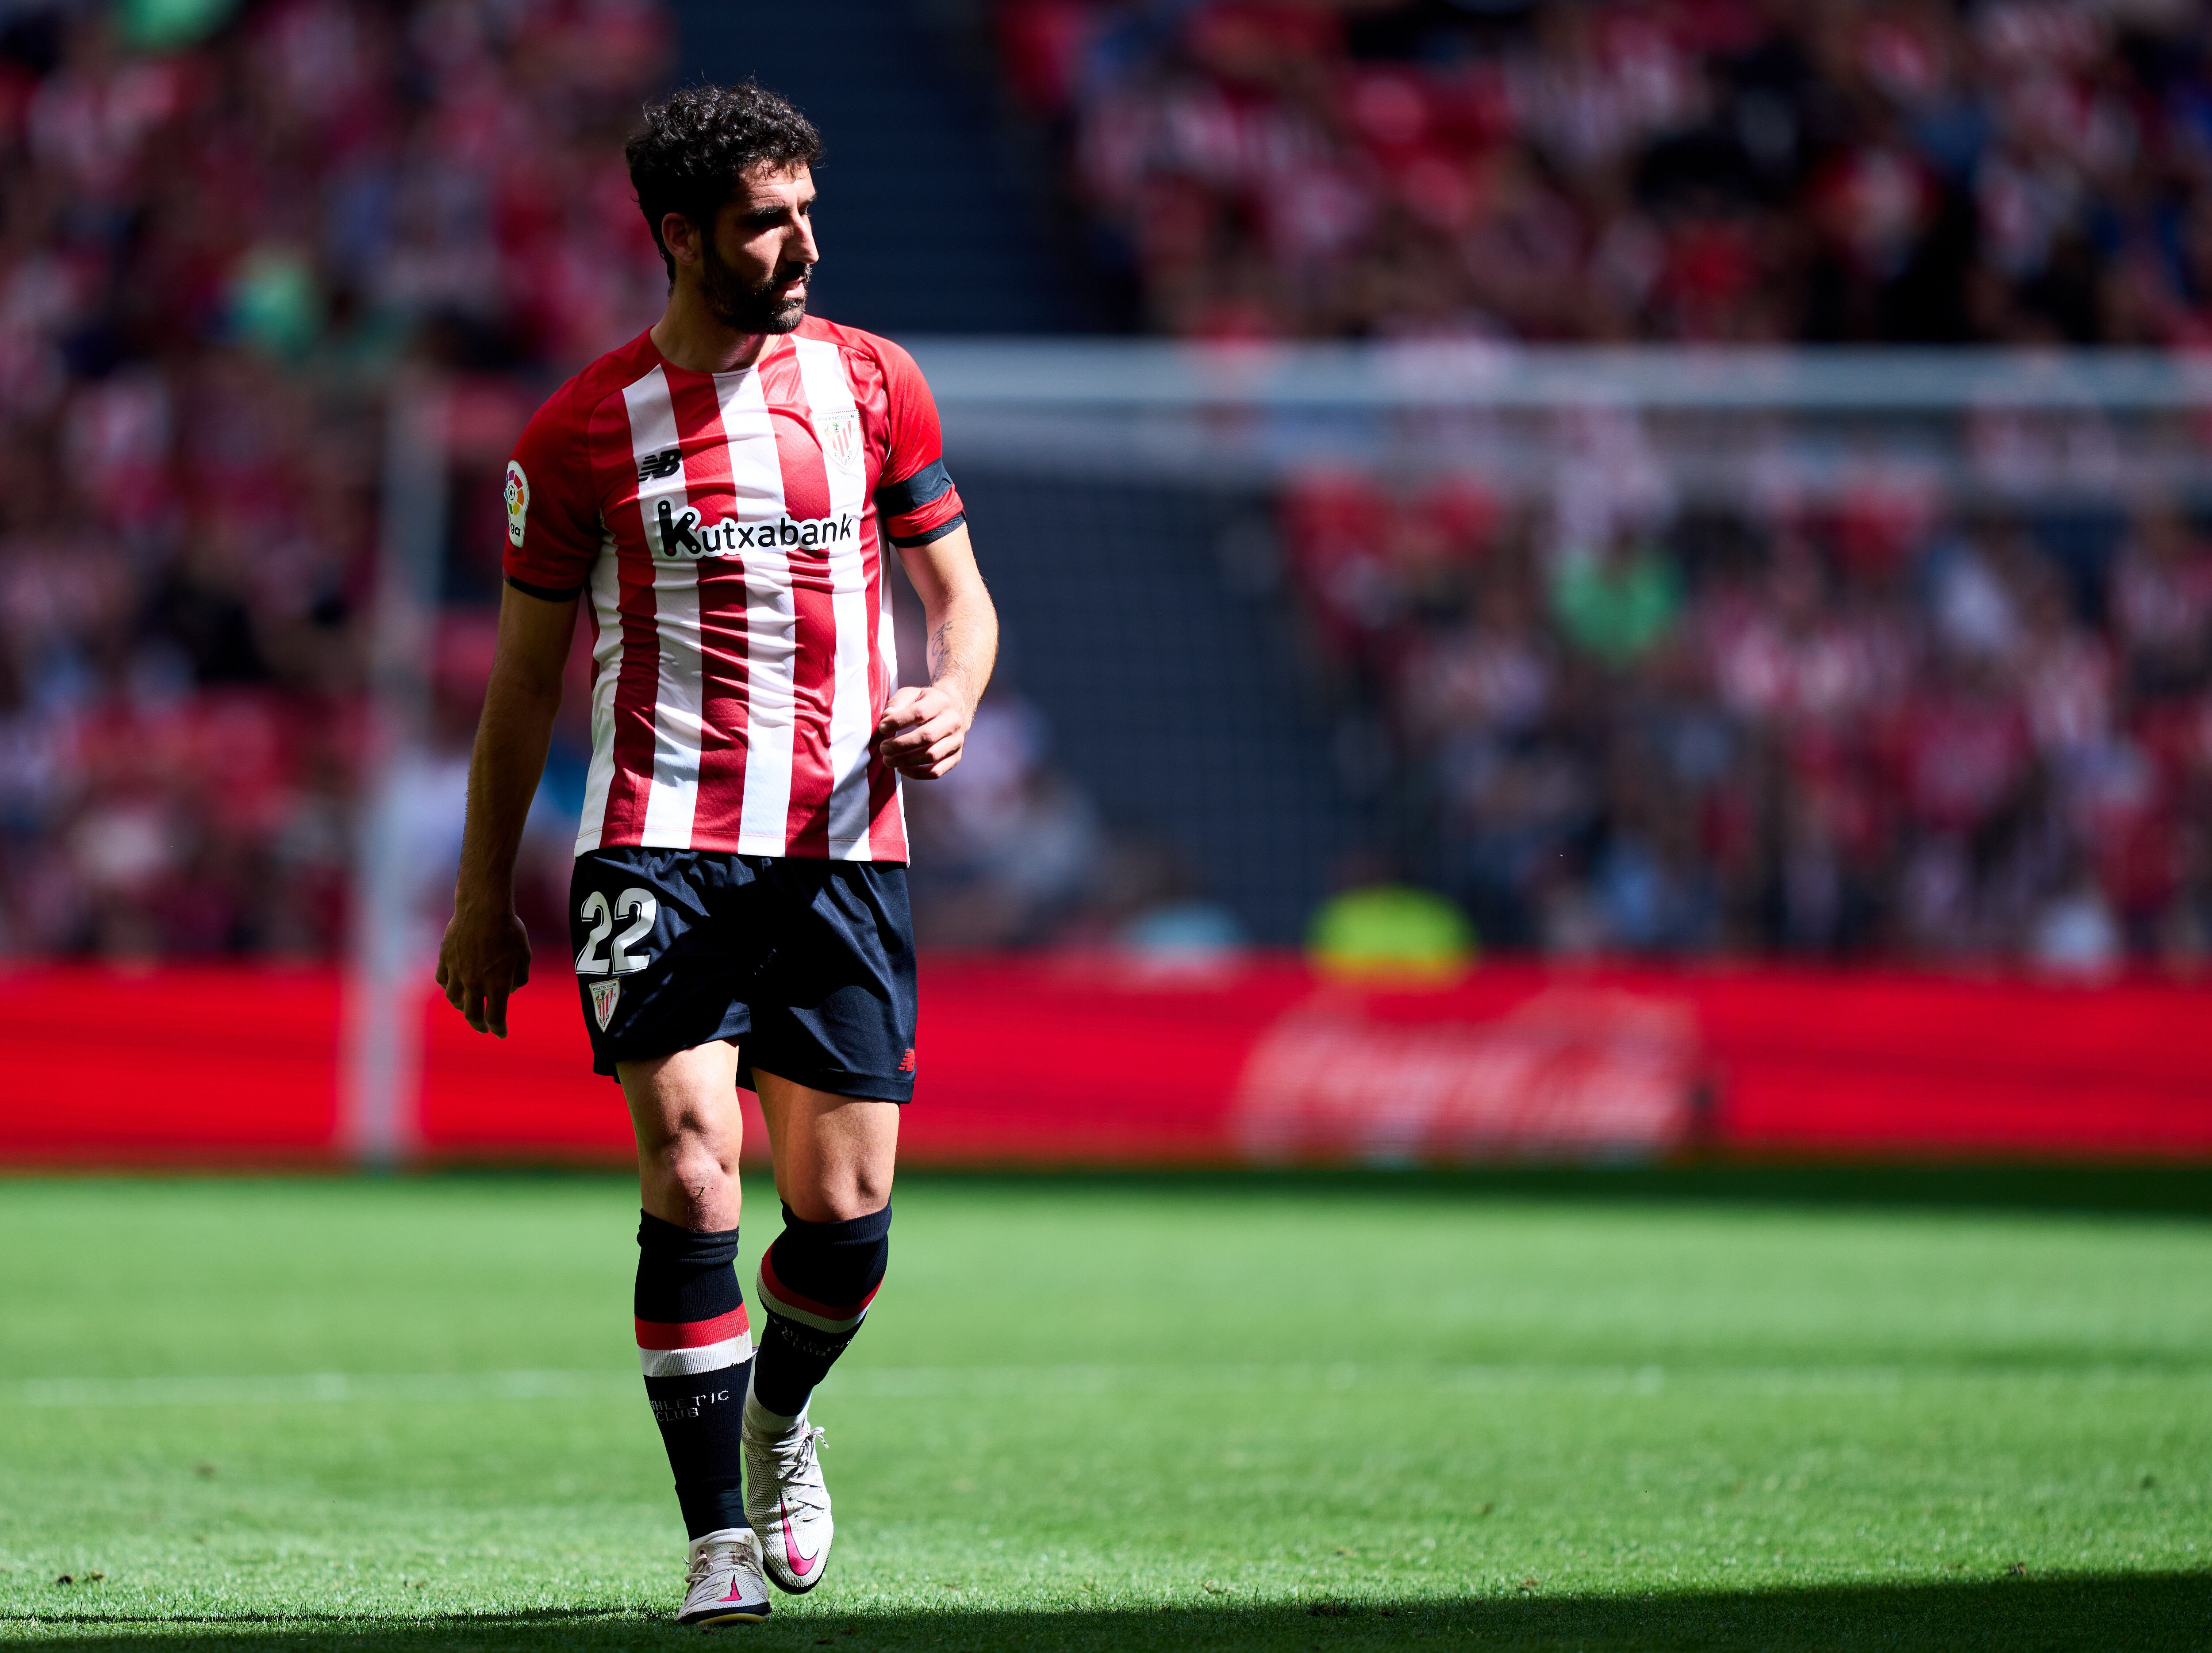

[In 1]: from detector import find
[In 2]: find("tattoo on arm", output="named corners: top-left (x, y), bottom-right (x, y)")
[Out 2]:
top-left (914, 564), bottom-right (998, 715)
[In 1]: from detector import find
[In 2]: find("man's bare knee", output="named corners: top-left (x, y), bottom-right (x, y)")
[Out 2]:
top-left (783, 1148), bottom-right (893, 1223)
top-left (636, 1105), bottom-right (741, 1229)
top-left (786, 1177), bottom-right (887, 1225)
top-left (622, 1044), bottom-right (745, 1230)
top-left (649, 1132), bottom-right (733, 1216)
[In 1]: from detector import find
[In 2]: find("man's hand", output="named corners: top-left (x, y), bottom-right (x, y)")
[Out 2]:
top-left (435, 899), bottom-right (533, 1038)
top-left (875, 684), bottom-right (971, 779)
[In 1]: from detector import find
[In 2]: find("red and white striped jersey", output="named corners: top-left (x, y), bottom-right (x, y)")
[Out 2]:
top-left (502, 317), bottom-right (967, 863)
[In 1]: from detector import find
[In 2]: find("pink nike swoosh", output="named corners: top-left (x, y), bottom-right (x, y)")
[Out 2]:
top-left (718, 1576), bottom-right (751, 1602)
top-left (780, 1499), bottom-right (819, 1578)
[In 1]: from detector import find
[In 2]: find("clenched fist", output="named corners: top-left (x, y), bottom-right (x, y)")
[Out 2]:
top-left (873, 685), bottom-right (972, 780)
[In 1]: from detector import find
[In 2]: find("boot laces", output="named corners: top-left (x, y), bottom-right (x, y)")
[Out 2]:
top-left (687, 1534), bottom-right (754, 1588)
top-left (765, 1425), bottom-right (828, 1516)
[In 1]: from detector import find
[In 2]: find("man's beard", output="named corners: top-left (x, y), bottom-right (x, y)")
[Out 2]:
top-left (701, 239), bottom-right (810, 334)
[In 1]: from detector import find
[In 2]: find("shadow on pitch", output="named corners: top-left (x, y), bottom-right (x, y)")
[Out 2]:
top-left (9, 1572), bottom-right (2207, 1650)
top-left (52, 1163), bottom-right (2212, 1222)
top-left (902, 1162), bottom-right (2212, 1221)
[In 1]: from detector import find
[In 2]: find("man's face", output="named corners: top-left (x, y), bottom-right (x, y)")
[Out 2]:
top-left (695, 162), bottom-right (818, 334)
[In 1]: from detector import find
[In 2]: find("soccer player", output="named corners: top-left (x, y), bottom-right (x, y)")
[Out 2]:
top-left (433, 83), bottom-right (996, 1627)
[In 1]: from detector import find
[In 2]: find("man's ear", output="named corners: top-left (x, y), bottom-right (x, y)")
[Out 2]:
top-left (659, 211), bottom-right (701, 268)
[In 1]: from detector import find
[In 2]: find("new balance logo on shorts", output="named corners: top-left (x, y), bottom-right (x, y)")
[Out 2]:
top-left (653, 499), bottom-right (859, 561)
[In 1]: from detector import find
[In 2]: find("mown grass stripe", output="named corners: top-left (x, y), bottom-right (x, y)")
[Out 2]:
top-left (12, 1361), bottom-right (2212, 1408)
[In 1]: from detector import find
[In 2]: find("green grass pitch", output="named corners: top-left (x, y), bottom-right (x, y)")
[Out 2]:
top-left (2, 1168), bottom-right (2208, 1650)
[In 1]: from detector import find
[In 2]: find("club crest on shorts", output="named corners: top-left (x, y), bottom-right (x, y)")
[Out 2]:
top-left (590, 978), bottom-right (621, 1031)
top-left (821, 409), bottom-right (860, 472)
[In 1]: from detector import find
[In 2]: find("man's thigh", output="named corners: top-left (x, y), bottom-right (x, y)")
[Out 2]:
top-left (622, 1040), bottom-right (745, 1155)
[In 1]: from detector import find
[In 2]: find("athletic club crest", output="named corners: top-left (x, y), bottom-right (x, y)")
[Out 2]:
top-left (821, 409), bottom-right (860, 471)
top-left (590, 978), bottom-right (621, 1031)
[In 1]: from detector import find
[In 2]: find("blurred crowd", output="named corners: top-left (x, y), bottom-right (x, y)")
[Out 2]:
top-left (8, 0), bottom-right (2212, 969)
top-left (0, 0), bottom-right (670, 958)
top-left (1283, 471), bottom-right (2212, 965)
top-left (991, 0), bottom-right (2212, 966)
top-left (0, 0), bottom-right (1159, 964)
top-left (998, 0), bottom-right (2212, 343)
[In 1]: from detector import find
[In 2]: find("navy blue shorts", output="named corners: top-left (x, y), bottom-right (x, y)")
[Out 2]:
top-left (568, 849), bottom-right (917, 1102)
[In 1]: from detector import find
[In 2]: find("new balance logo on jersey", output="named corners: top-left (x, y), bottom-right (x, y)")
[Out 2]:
top-left (653, 499), bottom-right (858, 561)
top-left (637, 446), bottom-right (682, 481)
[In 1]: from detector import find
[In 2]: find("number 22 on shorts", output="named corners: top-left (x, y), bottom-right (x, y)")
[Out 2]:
top-left (577, 887), bottom-right (657, 976)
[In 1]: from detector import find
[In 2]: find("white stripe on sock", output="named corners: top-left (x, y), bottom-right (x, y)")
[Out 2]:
top-left (638, 1333), bottom-right (753, 1378)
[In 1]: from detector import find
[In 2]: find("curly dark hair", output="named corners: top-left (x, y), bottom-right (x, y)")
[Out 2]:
top-left (625, 82), bottom-right (823, 283)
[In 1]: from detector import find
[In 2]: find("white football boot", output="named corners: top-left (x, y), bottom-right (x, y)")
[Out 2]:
top-left (743, 1419), bottom-right (832, 1593)
top-left (675, 1527), bottom-right (772, 1627)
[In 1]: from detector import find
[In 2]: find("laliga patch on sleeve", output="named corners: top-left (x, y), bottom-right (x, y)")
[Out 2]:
top-left (504, 460), bottom-right (530, 548)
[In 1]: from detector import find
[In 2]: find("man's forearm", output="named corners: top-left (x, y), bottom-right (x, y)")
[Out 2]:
top-left (453, 672), bottom-right (562, 909)
top-left (924, 585), bottom-right (998, 717)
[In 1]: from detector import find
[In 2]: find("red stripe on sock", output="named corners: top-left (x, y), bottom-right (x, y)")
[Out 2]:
top-left (634, 1305), bottom-right (751, 1350)
top-left (758, 1249), bottom-right (880, 1323)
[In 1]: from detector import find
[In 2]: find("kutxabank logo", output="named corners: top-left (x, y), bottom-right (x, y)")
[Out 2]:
top-left (653, 498), bottom-right (856, 560)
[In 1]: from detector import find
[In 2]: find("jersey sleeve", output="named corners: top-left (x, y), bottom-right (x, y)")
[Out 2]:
top-left (871, 338), bottom-right (967, 548)
top-left (502, 385), bottom-right (602, 600)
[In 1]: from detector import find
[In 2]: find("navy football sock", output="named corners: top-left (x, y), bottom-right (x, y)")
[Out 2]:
top-left (748, 1202), bottom-right (891, 1425)
top-left (634, 1212), bottom-right (753, 1538)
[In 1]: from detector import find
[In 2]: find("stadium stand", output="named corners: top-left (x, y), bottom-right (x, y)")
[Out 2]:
top-left (0, 0), bottom-right (1111, 961)
top-left (975, 0), bottom-right (2212, 964)
top-left (993, 0), bottom-right (2212, 346)
top-left (0, 0), bottom-right (682, 959)
top-left (1276, 467), bottom-right (2212, 963)
top-left (3, 0), bottom-right (2208, 968)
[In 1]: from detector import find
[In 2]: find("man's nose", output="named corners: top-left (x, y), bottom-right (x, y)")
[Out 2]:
top-left (793, 216), bottom-right (819, 267)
